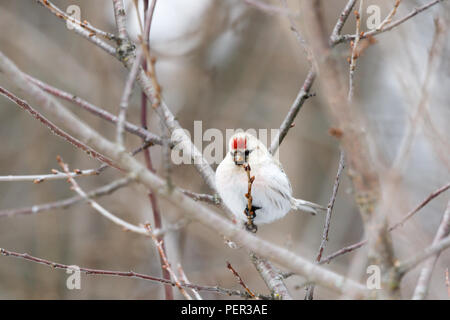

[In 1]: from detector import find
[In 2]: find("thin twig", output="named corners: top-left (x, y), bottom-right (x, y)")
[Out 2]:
top-left (226, 261), bottom-right (256, 298)
top-left (329, 0), bottom-right (357, 45)
top-left (0, 169), bottom-right (98, 183)
top-left (57, 156), bottom-right (148, 235)
top-left (0, 140), bottom-right (156, 219)
top-left (112, 0), bottom-right (129, 41)
top-left (140, 0), bottom-right (161, 109)
top-left (319, 240), bottom-right (366, 265)
top-left (305, 151), bottom-right (345, 299)
top-left (35, 0), bottom-right (117, 56)
top-left (269, 69), bottom-right (316, 155)
top-left (36, 0), bottom-right (116, 40)
top-left (390, 17), bottom-right (446, 171)
top-left (267, 0), bottom-right (316, 156)
top-left (180, 189), bottom-right (220, 205)
top-left (398, 235), bottom-right (450, 276)
top-left (320, 181), bottom-right (450, 264)
top-left (348, 0), bottom-right (364, 102)
top-left (0, 86), bottom-right (119, 170)
top-left (412, 200), bottom-right (450, 299)
top-left (138, 0), bottom-right (173, 301)
top-left (389, 182), bottom-right (450, 231)
top-left (0, 177), bottom-right (132, 218)
top-left (25, 74), bottom-right (163, 146)
top-left (279, 0), bottom-right (314, 65)
top-left (145, 224), bottom-right (192, 300)
top-left (178, 263), bottom-right (202, 300)
top-left (117, 48), bottom-right (143, 148)
top-left (152, 218), bottom-right (190, 238)
top-left (376, 0), bottom-right (402, 31)
top-left (0, 247), bottom-right (263, 299)
top-left (335, 0), bottom-right (446, 44)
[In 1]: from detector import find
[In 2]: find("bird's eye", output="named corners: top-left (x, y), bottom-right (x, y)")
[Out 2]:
top-left (244, 150), bottom-right (250, 156)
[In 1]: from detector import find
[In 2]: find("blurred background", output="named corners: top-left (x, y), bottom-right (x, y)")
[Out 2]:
top-left (0, 0), bottom-right (448, 299)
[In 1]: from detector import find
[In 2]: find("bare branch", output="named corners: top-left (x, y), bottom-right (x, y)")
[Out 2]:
top-left (269, 69), bottom-right (316, 155)
top-left (143, 0), bottom-right (158, 43)
top-left (116, 48), bottom-right (143, 148)
top-left (25, 74), bottom-right (163, 146)
top-left (303, 0), bottom-right (395, 298)
top-left (180, 189), bottom-right (220, 205)
top-left (227, 261), bottom-right (256, 299)
top-left (0, 247), bottom-right (263, 299)
top-left (389, 182), bottom-right (450, 231)
top-left (0, 177), bottom-right (132, 218)
top-left (329, 0), bottom-right (357, 45)
top-left (145, 224), bottom-right (192, 300)
top-left (250, 253), bottom-right (293, 300)
top-left (178, 263), bottom-right (202, 300)
top-left (35, 0), bottom-right (117, 56)
top-left (390, 17), bottom-right (446, 171)
top-left (35, 0), bottom-right (216, 195)
top-left (376, 0), bottom-right (402, 31)
top-left (152, 219), bottom-right (191, 238)
top-left (320, 182), bottom-right (450, 264)
top-left (319, 239), bottom-right (366, 265)
top-left (305, 151), bottom-right (345, 299)
top-left (348, 0), bottom-right (364, 102)
top-left (0, 169), bottom-right (98, 183)
top-left (0, 86), bottom-right (119, 170)
top-left (398, 235), bottom-right (450, 276)
top-left (279, 0), bottom-right (314, 65)
top-left (111, 0), bottom-right (129, 41)
top-left (56, 156), bottom-right (148, 235)
top-left (412, 201), bottom-right (450, 299)
top-left (138, 0), bottom-right (173, 300)
top-left (36, 0), bottom-right (115, 40)
top-left (335, 0), bottom-right (446, 44)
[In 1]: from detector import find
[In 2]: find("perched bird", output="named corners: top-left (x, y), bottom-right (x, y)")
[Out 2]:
top-left (215, 132), bottom-right (325, 230)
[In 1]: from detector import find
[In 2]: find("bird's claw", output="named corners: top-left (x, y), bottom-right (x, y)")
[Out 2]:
top-left (244, 206), bottom-right (259, 233)
top-left (244, 222), bottom-right (258, 233)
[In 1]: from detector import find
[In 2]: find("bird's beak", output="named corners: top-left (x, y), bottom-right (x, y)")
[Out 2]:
top-left (233, 151), bottom-right (245, 165)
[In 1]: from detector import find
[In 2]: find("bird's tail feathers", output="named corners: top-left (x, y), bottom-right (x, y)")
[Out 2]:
top-left (290, 198), bottom-right (326, 215)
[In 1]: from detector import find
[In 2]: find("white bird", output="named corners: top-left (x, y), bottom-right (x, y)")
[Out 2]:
top-left (215, 132), bottom-right (325, 231)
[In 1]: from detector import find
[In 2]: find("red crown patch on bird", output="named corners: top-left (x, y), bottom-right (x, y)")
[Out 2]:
top-left (232, 136), bottom-right (247, 150)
